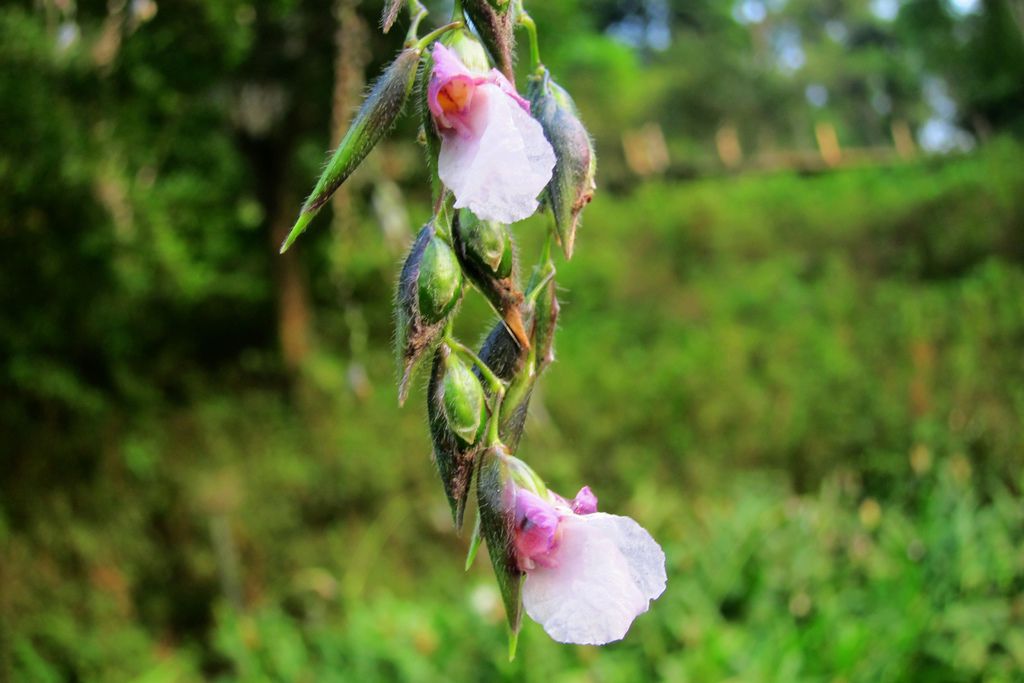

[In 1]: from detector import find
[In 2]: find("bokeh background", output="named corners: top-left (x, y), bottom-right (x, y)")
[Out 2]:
top-left (3, 0), bottom-right (1024, 681)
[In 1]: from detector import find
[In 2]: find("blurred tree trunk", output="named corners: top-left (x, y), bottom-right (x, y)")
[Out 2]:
top-left (270, 186), bottom-right (312, 372)
top-left (240, 126), bottom-right (313, 374)
top-left (330, 0), bottom-right (374, 398)
top-left (331, 0), bottom-right (367, 241)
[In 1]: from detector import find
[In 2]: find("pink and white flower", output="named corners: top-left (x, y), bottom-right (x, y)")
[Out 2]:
top-left (513, 484), bottom-right (667, 645)
top-left (427, 43), bottom-right (556, 224)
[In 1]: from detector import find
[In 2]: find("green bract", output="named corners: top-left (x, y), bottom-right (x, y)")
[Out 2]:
top-left (281, 48), bottom-right (420, 253)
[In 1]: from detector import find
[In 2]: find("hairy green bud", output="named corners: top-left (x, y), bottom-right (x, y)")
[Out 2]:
top-left (428, 345), bottom-right (484, 528)
top-left (418, 234), bottom-right (463, 322)
top-left (395, 223), bottom-right (462, 405)
top-left (282, 48), bottom-right (421, 253)
top-left (441, 351), bottom-right (487, 445)
top-left (453, 210), bottom-right (529, 349)
top-left (527, 68), bottom-right (596, 259)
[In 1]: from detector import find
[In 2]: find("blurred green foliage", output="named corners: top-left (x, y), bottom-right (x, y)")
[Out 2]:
top-left (2, 0), bottom-right (1024, 681)
top-left (6, 141), bottom-right (1024, 682)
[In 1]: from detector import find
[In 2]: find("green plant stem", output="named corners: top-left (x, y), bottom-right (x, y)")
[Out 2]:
top-left (446, 338), bottom-right (504, 395)
top-left (526, 266), bottom-right (555, 306)
top-left (518, 9), bottom-right (541, 69)
top-left (413, 20), bottom-right (464, 50)
top-left (405, 0), bottom-right (428, 45)
top-left (525, 231), bottom-right (555, 305)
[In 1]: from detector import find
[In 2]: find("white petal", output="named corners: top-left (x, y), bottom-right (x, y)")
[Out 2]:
top-left (438, 84), bottom-right (556, 224)
top-left (522, 513), bottom-right (667, 645)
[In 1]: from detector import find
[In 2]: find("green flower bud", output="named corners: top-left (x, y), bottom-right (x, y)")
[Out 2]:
top-left (282, 48), bottom-right (421, 253)
top-left (441, 351), bottom-right (487, 445)
top-left (462, 0), bottom-right (515, 81)
top-left (476, 443), bottom-right (523, 635)
top-left (428, 345), bottom-right (483, 528)
top-left (417, 233), bottom-right (463, 322)
top-left (395, 223), bottom-right (462, 405)
top-left (527, 68), bottom-right (596, 259)
top-left (452, 210), bottom-right (529, 349)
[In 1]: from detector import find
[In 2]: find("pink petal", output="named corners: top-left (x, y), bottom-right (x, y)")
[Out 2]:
top-left (437, 83), bottom-right (555, 223)
top-left (514, 488), bottom-right (560, 570)
top-left (521, 513), bottom-right (666, 645)
top-left (571, 486), bottom-right (598, 515)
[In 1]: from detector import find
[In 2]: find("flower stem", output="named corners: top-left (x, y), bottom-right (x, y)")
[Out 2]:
top-left (446, 338), bottom-right (504, 395)
top-left (518, 10), bottom-right (542, 69)
top-left (413, 20), bottom-right (464, 51)
top-left (526, 265), bottom-right (555, 306)
top-left (404, 0), bottom-right (428, 46)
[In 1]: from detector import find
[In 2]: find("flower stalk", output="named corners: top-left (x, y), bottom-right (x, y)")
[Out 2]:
top-left (285, 0), bottom-right (663, 655)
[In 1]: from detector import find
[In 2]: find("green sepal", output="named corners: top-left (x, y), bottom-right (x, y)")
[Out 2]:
top-left (527, 67), bottom-right (596, 259)
top-left (417, 235), bottom-right (463, 322)
top-left (428, 345), bottom-right (482, 528)
top-left (282, 48), bottom-right (420, 253)
top-left (477, 444), bottom-right (523, 636)
top-left (441, 350), bottom-right (487, 445)
top-left (444, 27), bottom-right (492, 72)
